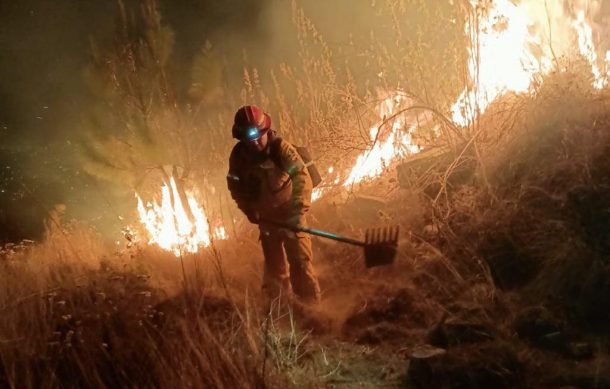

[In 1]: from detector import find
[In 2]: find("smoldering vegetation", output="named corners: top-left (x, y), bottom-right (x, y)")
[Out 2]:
top-left (1, 0), bottom-right (610, 388)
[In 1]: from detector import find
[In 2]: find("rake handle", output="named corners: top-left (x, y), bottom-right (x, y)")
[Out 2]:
top-left (261, 219), bottom-right (366, 247)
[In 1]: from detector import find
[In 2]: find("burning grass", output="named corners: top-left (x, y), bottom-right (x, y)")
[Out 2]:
top-left (4, 69), bottom-right (610, 385)
top-left (3, 81), bottom-right (610, 386)
top-left (0, 214), bottom-right (418, 387)
top-left (4, 0), bottom-right (610, 387)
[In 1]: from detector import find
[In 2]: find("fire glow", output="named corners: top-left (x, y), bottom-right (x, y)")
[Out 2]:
top-left (312, 91), bottom-right (424, 201)
top-left (572, 10), bottom-right (609, 89)
top-left (343, 93), bottom-right (421, 187)
top-left (453, 0), bottom-right (610, 125)
top-left (136, 177), bottom-right (226, 256)
top-left (138, 1), bottom-right (610, 254)
top-left (451, 0), bottom-right (553, 126)
top-left (317, 0), bottom-right (610, 199)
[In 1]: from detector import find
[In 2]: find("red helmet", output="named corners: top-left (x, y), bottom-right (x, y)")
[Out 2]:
top-left (232, 105), bottom-right (272, 140)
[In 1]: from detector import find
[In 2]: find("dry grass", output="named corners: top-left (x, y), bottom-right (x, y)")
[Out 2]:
top-left (4, 0), bottom-right (610, 387)
top-left (0, 224), bottom-right (261, 388)
top-left (0, 204), bottom-right (425, 388)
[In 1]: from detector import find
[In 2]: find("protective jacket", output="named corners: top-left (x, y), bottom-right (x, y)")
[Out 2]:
top-left (227, 137), bottom-right (313, 220)
top-left (227, 135), bottom-right (320, 302)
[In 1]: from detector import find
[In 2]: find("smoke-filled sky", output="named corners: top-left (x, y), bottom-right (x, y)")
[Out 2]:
top-left (0, 0), bottom-right (409, 242)
top-left (0, 0), bottom-right (278, 242)
top-left (8, 0), bottom-right (602, 244)
top-left (0, 0), bottom-right (391, 143)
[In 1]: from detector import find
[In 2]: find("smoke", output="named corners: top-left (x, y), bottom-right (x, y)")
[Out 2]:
top-left (0, 0), bottom-right (277, 242)
top-left (3, 0), bottom-right (607, 243)
top-left (0, 0), bottom-right (467, 242)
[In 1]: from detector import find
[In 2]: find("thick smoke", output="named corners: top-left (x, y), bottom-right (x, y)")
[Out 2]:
top-left (0, 0), bottom-right (429, 242)
top-left (0, 0), bottom-right (274, 242)
top-left (1, 0), bottom-right (609, 243)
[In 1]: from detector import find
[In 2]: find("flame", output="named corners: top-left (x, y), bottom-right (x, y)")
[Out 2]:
top-left (573, 10), bottom-right (607, 89)
top-left (312, 90), bottom-right (424, 200)
top-left (343, 92), bottom-right (421, 186)
top-left (452, 1), bottom-right (610, 125)
top-left (136, 177), bottom-right (226, 256)
top-left (314, 1), bottom-right (610, 202)
top-left (139, 1), bottom-right (610, 248)
top-left (451, 0), bottom-right (553, 126)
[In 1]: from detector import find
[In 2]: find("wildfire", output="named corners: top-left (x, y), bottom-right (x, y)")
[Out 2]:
top-left (136, 177), bottom-right (226, 256)
top-left (451, 0), bottom-right (553, 126)
top-left (138, 1), bottom-right (610, 254)
top-left (343, 92), bottom-right (421, 187)
top-left (572, 10), bottom-right (608, 89)
top-left (314, 1), bottom-right (610, 201)
top-left (312, 90), bottom-right (425, 201)
top-left (453, 0), bottom-right (610, 125)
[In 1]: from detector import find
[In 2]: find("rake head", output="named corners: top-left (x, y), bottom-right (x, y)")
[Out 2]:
top-left (364, 226), bottom-right (400, 267)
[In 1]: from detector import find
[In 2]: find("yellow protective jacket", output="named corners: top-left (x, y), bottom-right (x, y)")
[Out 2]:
top-left (227, 137), bottom-right (312, 219)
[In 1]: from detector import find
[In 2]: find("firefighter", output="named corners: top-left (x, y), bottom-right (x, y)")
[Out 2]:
top-left (227, 105), bottom-right (321, 303)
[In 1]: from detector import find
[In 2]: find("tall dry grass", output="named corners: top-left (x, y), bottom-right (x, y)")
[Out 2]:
top-left (5, 0), bottom-right (610, 387)
top-left (0, 220), bottom-right (329, 387)
top-left (430, 58), bottom-right (610, 329)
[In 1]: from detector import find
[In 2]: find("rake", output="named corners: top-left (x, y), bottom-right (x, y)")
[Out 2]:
top-left (262, 220), bottom-right (399, 267)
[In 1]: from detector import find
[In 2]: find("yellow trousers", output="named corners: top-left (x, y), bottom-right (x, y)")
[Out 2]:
top-left (259, 225), bottom-right (321, 303)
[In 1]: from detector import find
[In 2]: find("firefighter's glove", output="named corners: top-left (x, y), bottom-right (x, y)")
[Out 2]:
top-left (246, 210), bottom-right (261, 224)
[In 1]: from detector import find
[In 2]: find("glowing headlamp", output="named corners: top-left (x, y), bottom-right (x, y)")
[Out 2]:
top-left (244, 127), bottom-right (261, 141)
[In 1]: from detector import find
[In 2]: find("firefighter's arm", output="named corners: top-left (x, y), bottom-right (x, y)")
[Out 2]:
top-left (227, 148), bottom-right (253, 216)
top-left (278, 140), bottom-right (312, 217)
top-left (226, 172), bottom-right (248, 213)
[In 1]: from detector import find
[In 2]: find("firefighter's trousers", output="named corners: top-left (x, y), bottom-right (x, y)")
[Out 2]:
top-left (259, 225), bottom-right (321, 303)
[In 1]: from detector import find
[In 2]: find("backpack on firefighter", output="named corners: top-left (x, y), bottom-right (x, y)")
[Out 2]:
top-left (269, 137), bottom-right (322, 188)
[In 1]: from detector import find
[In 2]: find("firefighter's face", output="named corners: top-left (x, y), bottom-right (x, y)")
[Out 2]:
top-left (246, 131), bottom-right (268, 152)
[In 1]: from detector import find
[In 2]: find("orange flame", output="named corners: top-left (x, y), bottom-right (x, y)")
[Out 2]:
top-left (314, 1), bottom-right (610, 202)
top-left (138, 1), bottom-right (610, 253)
top-left (573, 10), bottom-right (607, 89)
top-left (312, 90), bottom-right (424, 201)
top-left (452, 1), bottom-right (610, 126)
top-left (136, 177), bottom-right (226, 256)
top-left (451, 0), bottom-right (553, 126)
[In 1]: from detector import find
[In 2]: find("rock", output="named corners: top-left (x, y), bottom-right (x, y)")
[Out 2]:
top-left (406, 343), bottom-right (523, 389)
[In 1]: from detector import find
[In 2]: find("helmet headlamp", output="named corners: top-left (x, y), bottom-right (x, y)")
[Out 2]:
top-left (244, 127), bottom-right (261, 141)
